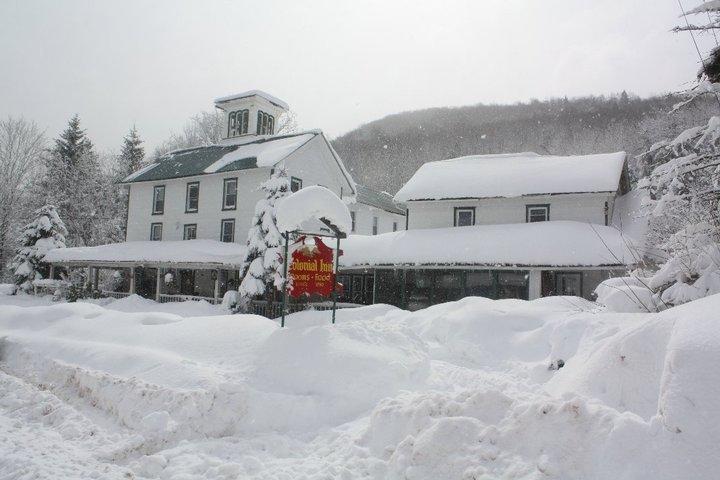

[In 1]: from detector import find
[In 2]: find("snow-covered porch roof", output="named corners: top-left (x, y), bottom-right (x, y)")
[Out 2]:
top-left (44, 239), bottom-right (246, 270)
top-left (339, 221), bottom-right (640, 269)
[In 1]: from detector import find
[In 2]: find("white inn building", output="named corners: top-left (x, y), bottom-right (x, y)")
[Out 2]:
top-left (44, 91), bottom-right (638, 309)
top-left (45, 91), bottom-right (405, 303)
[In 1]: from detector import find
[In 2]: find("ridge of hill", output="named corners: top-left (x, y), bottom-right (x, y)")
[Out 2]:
top-left (331, 93), bottom-right (716, 193)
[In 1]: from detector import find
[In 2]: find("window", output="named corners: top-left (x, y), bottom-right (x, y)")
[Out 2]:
top-left (526, 204), bottom-right (550, 223)
top-left (227, 109), bottom-right (249, 137)
top-left (150, 223), bottom-right (163, 241)
top-left (555, 272), bottom-right (583, 297)
top-left (454, 207), bottom-right (475, 227)
top-left (152, 185), bottom-right (165, 215)
top-left (372, 216), bottom-right (378, 235)
top-left (183, 224), bottom-right (197, 240)
top-left (223, 178), bottom-right (238, 210)
top-left (220, 219), bottom-right (235, 243)
top-left (350, 211), bottom-right (356, 232)
top-left (185, 182), bottom-right (199, 213)
top-left (290, 177), bottom-right (302, 192)
top-left (392, 221), bottom-right (398, 232)
top-left (256, 110), bottom-right (275, 135)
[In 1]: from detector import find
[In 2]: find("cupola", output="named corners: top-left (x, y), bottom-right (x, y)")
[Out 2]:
top-left (214, 90), bottom-right (289, 139)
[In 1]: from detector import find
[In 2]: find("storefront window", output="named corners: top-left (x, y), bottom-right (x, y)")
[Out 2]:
top-left (497, 271), bottom-right (529, 299)
top-left (466, 271), bottom-right (495, 298)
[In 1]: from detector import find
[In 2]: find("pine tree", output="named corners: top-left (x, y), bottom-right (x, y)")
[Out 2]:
top-left (39, 115), bottom-right (121, 246)
top-left (238, 165), bottom-right (291, 303)
top-left (53, 114), bottom-right (93, 167)
top-left (119, 125), bottom-right (145, 178)
top-left (10, 205), bottom-right (67, 292)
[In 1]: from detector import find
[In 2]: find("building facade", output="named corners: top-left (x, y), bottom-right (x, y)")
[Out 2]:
top-left (337, 152), bottom-right (636, 309)
top-left (47, 90), bottom-right (404, 304)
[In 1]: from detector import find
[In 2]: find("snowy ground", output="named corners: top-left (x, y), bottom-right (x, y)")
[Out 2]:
top-left (1, 291), bottom-right (718, 479)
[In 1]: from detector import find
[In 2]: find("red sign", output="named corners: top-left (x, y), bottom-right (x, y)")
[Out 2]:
top-left (289, 237), bottom-right (336, 298)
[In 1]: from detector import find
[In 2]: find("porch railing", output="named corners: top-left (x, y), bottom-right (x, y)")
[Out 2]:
top-left (101, 291), bottom-right (132, 299)
top-left (247, 300), bottom-right (363, 319)
top-left (158, 294), bottom-right (221, 305)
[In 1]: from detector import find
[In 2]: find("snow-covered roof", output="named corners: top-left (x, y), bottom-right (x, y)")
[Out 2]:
top-left (214, 90), bottom-right (289, 110)
top-left (340, 221), bottom-right (638, 268)
top-left (44, 239), bottom-right (246, 267)
top-left (394, 152), bottom-right (627, 202)
top-left (277, 186), bottom-right (352, 235)
top-left (121, 132), bottom-right (316, 183)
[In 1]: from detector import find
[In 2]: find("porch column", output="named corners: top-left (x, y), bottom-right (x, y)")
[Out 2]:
top-left (213, 269), bottom-right (221, 303)
top-left (155, 268), bottom-right (162, 302)
top-left (49, 264), bottom-right (55, 280)
top-left (93, 267), bottom-right (100, 292)
top-left (86, 266), bottom-right (92, 290)
top-left (528, 269), bottom-right (542, 300)
top-left (129, 267), bottom-right (136, 294)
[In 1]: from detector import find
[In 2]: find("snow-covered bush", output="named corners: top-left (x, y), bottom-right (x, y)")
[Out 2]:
top-left (238, 165), bottom-right (290, 305)
top-left (9, 204), bottom-right (67, 292)
top-left (628, 115), bottom-right (720, 307)
top-left (594, 275), bottom-right (661, 313)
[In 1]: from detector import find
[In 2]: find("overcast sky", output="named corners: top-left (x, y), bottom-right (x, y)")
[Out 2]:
top-left (0, 0), bottom-right (716, 153)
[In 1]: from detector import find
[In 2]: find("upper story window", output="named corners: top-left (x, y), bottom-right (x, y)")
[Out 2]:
top-left (183, 224), bottom-right (197, 240)
top-left (526, 204), bottom-right (550, 223)
top-left (372, 216), bottom-right (378, 235)
top-left (350, 211), bottom-right (356, 232)
top-left (256, 110), bottom-right (275, 135)
top-left (220, 218), bottom-right (235, 243)
top-left (185, 182), bottom-right (199, 213)
top-left (152, 185), bottom-right (165, 215)
top-left (223, 178), bottom-right (238, 210)
top-left (454, 207), bottom-right (475, 227)
top-left (290, 177), bottom-right (302, 192)
top-left (228, 110), bottom-right (249, 137)
top-left (150, 222), bottom-right (163, 241)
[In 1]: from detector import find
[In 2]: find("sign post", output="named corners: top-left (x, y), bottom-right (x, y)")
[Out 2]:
top-left (281, 231), bottom-right (289, 328)
top-left (332, 236), bottom-right (340, 324)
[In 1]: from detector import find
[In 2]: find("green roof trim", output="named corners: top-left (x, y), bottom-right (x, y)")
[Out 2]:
top-left (122, 132), bottom-right (316, 183)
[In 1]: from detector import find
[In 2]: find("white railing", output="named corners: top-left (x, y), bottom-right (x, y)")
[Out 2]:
top-left (158, 294), bottom-right (221, 305)
top-left (101, 291), bottom-right (132, 299)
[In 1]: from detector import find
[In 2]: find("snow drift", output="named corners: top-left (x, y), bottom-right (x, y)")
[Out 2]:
top-left (1, 293), bottom-right (719, 479)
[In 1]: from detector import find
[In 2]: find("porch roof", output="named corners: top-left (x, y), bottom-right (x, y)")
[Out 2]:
top-left (44, 239), bottom-right (246, 269)
top-left (339, 221), bottom-right (640, 269)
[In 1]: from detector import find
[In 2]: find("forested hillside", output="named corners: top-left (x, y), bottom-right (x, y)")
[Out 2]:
top-left (332, 93), bottom-right (718, 193)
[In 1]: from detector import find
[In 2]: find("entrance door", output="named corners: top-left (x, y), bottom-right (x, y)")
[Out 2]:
top-left (555, 272), bottom-right (583, 297)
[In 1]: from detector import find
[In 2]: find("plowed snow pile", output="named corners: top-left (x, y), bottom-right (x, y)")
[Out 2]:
top-left (1, 292), bottom-right (718, 479)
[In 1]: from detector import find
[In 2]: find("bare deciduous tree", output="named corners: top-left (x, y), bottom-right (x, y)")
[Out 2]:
top-left (0, 117), bottom-right (46, 280)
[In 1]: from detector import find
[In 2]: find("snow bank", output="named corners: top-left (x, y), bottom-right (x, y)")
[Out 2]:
top-left (276, 185), bottom-right (352, 235)
top-left (2, 293), bottom-right (720, 479)
top-left (394, 151), bottom-right (626, 201)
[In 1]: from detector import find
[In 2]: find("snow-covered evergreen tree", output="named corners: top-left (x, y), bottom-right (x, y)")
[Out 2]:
top-left (238, 165), bottom-right (291, 303)
top-left (54, 114), bottom-right (93, 167)
top-left (118, 125), bottom-right (145, 178)
top-left (10, 204), bottom-right (67, 292)
top-left (115, 126), bottom-right (145, 239)
top-left (39, 115), bottom-right (123, 246)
